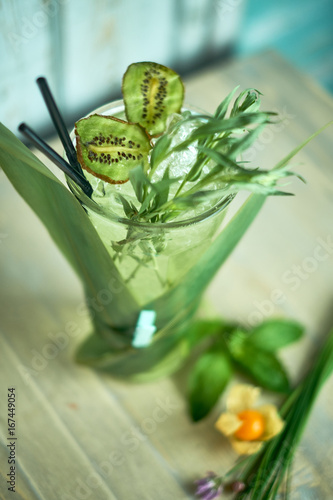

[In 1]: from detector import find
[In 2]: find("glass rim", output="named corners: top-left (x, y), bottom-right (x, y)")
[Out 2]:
top-left (68, 99), bottom-right (235, 229)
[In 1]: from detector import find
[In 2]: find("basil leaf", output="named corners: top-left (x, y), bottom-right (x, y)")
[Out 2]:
top-left (181, 319), bottom-right (234, 348)
top-left (188, 345), bottom-right (233, 421)
top-left (232, 342), bottom-right (290, 393)
top-left (247, 319), bottom-right (304, 352)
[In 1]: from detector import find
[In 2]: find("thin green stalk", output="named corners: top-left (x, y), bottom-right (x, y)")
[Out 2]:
top-left (235, 328), bottom-right (333, 499)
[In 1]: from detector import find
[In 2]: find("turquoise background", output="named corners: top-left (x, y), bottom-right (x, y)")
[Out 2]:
top-left (238, 0), bottom-right (333, 93)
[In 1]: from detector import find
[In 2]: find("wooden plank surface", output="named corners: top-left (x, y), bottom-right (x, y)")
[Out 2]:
top-left (1, 51), bottom-right (333, 499)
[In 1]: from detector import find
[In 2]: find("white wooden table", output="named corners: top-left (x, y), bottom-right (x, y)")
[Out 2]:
top-left (0, 52), bottom-right (333, 499)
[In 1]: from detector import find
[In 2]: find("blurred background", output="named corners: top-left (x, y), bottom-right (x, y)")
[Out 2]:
top-left (1, 0), bottom-right (332, 136)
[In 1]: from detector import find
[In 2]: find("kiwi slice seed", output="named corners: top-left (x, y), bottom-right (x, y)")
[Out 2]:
top-left (75, 114), bottom-right (152, 184)
top-left (122, 62), bottom-right (184, 137)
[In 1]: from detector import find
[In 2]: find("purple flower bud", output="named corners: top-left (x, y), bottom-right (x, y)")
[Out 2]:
top-left (202, 490), bottom-right (220, 500)
top-left (195, 477), bottom-right (215, 488)
top-left (196, 481), bottom-right (216, 496)
top-left (194, 473), bottom-right (223, 499)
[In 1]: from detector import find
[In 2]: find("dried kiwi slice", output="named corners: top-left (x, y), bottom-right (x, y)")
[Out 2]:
top-left (122, 62), bottom-right (184, 137)
top-left (75, 114), bottom-right (152, 184)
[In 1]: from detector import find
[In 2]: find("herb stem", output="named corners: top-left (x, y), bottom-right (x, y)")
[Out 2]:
top-left (235, 328), bottom-right (333, 499)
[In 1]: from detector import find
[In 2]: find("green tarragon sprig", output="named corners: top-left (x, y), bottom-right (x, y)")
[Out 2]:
top-left (119, 86), bottom-right (307, 224)
top-left (74, 62), bottom-right (332, 226)
top-left (74, 62), bottom-right (333, 227)
top-left (73, 62), bottom-right (332, 288)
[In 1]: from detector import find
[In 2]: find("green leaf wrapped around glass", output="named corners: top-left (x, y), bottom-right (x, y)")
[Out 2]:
top-left (0, 61), bottom-right (326, 381)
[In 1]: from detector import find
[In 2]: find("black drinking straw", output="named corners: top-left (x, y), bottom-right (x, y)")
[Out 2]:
top-left (19, 123), bottom-right (93, 197)
top-left (36, 77), bottom-right (83, 175)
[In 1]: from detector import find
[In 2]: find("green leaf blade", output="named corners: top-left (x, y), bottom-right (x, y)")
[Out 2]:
top-left (0, 124), bottom-right (139, 343)
top-left (272, 120), bottom-right (333, 172)
top-left (149, 133), bottom-right (172, 174)
top-left (232, 343), bottom-right (290, 393)
top-left (214, 86), bottom-right (240, 119)
top-left (148, 194), bottom-right (266, 331)
top-left (185, 112), bottom-right (274, 142)
top-left (188, 345), bottom-right (233, 421)
top-left (181, 319), bottom-right (234, 348)
top-left (129, 163), bottom-right (146, 202)
top-left (117, 194), bottom-right (137, 218)
top-left (247, 319), bottom-right (304, 352)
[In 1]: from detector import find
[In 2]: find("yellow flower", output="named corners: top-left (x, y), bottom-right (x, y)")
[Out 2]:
top-left (215, 384), bottom-right (284, 455)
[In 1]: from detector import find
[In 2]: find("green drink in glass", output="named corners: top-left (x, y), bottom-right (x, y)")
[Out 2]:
top-left (68, 99), bottom-right (235, 379)
top-left (65, 61), bottom-right (305, 380)
top-left (1, 61), bottom-right (314, 382)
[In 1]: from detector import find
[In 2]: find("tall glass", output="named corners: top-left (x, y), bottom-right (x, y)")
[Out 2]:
top-left (68, 101), bottom-right (234, 379)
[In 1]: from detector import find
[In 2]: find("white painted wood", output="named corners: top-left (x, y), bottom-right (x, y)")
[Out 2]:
top-left (0, 0), bottom-right (64, 133)
top-left (0, 0), bottom-right (243, 134)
